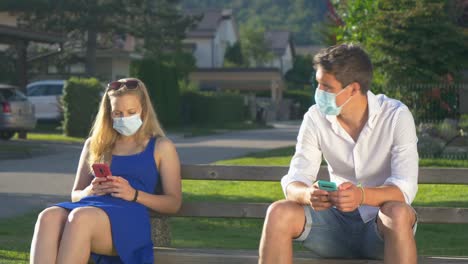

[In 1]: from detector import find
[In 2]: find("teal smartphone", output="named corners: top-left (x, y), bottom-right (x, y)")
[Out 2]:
top-left (317, 180), bottom-right (337, 191)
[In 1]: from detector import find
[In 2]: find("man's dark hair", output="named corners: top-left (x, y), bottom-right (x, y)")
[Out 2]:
top-left (313, 43), bottom-right (373, 93)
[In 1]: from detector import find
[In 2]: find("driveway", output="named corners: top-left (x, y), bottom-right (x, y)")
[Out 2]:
top-left (0, 121), bottom-right (300, 218)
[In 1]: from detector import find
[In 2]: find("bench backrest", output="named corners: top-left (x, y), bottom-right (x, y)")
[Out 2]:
top-left (152, 165), bottom-right (468, 224)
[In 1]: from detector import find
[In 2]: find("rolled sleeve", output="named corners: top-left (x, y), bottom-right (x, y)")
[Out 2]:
top-left (384, 107), bottom-right (419, 204)
top-left (281, 111), bottom-right (322, 197)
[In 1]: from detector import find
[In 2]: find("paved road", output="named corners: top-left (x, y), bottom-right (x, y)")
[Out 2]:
top-left (0, 121), bottom-right (300, 219)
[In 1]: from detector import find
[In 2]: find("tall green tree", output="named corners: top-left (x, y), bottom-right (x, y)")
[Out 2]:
top-left (239, 25), bottom-right (273, 67)
top-left (224, 42), bottom-right (244, 67)
top-left (0, 0), bottom-right (195, 76)
top-left (285, 55), bottom-right (315, 89)
top-left (333, 0), bottom-right (468, 87)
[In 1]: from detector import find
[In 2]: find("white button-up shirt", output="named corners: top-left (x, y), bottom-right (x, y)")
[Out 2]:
top-left (281, 91), bottom-right (419, 223)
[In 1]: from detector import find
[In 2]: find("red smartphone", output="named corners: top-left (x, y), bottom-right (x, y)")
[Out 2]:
top-left (92, 163), bottom-right (112, 180)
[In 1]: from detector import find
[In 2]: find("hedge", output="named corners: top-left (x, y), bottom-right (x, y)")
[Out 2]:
top-left (62, 77), bottom-right (103, 137)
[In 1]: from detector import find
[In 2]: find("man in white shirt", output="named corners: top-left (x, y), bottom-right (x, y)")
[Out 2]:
top-left (258, 44), bottom-right (418, 264)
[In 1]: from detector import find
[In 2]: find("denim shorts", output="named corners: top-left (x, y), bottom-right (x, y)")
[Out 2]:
top-left (294, 206), bottom-right (417, 259)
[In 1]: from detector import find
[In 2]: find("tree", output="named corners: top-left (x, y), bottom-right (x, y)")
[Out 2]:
top-left (331, 0), bottom-right (468, 121)
top-left (333, 0), bottom-right (468, 88)
top-left (239, 25), bottom-right (273, 67)
top-left (285, 55), bottom-right (315, 89)
top-left (224, 42), bottom-right (244, 67)
top-left (0, 0), bottom-right (196, 76)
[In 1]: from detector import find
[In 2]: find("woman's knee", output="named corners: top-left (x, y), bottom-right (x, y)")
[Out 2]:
top-left (36, 206), bottom-right (68, 227)
top-left (378, 201), bottom-right (415, 233)
top-left (67, 207), bottom-right (100, 229)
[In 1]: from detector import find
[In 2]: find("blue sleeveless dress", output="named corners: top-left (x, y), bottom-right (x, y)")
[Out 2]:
top-left (56, 137), bottom-right (159, 264)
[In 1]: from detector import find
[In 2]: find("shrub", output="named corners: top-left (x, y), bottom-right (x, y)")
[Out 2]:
top-left (62, 77), bottom-right (103, 137)
top-left (181, 91), bottom-right (246, 126)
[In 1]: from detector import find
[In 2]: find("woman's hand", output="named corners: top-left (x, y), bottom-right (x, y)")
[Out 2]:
top-left (83, 177), bottom-right (112, 196)
top-left (103, 175), bottom-right (136, 201)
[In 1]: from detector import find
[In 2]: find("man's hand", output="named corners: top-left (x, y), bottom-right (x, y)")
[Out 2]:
top-left (329, 182), bottom-right (362, 212)
top-left (307, 182), bottom-right (333, 211)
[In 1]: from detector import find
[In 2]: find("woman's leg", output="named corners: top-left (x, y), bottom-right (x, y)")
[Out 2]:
top-left (56, 207), bottom-right (116, 264)
top-left (30, 206), bottom-right (69, 264)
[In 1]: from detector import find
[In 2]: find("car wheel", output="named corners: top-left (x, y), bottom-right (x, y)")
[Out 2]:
top-left (0, 131), bottom-right (15, 140)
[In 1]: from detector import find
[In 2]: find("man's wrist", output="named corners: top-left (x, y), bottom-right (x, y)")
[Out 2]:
top-left (358, 185), bottom-right (365, 206)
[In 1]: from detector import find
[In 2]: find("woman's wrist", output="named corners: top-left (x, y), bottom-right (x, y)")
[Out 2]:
top-left (131, 188), bottom-right (139, 202)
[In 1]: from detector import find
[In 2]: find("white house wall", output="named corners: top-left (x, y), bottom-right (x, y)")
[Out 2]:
top-left (0, 12), bottom-right (18, 26)
top-left (281, 43), bottom-right (293, 74)
top-left (186, 38), bottom-right (213, 68)
top-left (213, 19), bottom-right (238, 67)
top-left (111, 58), bottom-right (130, 81)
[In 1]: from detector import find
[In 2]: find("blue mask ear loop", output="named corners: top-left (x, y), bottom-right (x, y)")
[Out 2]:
top-left (336, 85), bottom-right (353, 109)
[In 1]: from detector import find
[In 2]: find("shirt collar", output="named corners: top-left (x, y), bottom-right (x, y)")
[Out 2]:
top-left (367, 91), bottom-right (382, 128)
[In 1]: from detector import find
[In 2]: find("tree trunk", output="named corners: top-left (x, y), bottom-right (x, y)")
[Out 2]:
top-left (85, 29), bottom-right (97, 77)
top-left (16, 40), bottom-right (28, 140)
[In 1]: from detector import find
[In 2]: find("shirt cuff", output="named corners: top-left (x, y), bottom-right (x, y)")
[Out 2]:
top-left (281, 174), bottom-right (313, 198)
top-left (383, 176), bottom-right (418, 204)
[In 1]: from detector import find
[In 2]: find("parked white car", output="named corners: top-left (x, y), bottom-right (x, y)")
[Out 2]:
top-left (26, 80), bottom-right (65, 120)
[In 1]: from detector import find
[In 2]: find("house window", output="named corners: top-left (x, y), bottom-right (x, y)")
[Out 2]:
top-left (70, 63), bottom-right (85, 74)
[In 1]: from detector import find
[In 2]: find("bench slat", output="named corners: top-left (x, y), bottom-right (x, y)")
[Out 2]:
top-left (181, 165), bottom-right (468, 184)
top-left (155, 202), bottom-right (468, 224)
top-left (153, 247), bottom-right (468, 264)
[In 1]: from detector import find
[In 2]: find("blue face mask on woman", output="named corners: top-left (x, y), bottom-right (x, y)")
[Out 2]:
top-left (314, 86), bottom-right (353, 116)
top-left (113, 114), bottom-right (143, 136)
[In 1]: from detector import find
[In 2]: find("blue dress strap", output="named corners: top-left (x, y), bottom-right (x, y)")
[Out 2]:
top-left (147, 137), bottom-right (157, 155)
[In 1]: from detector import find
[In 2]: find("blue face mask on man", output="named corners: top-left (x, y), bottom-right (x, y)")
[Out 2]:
top-left (314, 86), bottom-right (353, 116)
top-left (113, 114), bottom-right (143, 136)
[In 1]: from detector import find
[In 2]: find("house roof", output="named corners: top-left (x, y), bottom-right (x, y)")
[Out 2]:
top-left (295, 45), bottom-right (326, 57)
top-left (185, 9), bottom-right (233, 38)
top-left (0, 24), bottom-right (65, 44)
top-left (265, 30), bottom-right (295, 57)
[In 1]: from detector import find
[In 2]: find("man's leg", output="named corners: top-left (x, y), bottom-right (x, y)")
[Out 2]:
top-left (258, 200), bottom-right (306, 264)
top-left (377, 201), bottom-right (417, 264)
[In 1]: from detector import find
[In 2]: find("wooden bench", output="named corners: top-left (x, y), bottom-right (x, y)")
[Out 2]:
top-left (151, 165), bottom-right (468, 264)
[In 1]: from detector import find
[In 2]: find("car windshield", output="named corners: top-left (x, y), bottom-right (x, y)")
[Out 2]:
top-left (0, 88), bottom-right (27, 101)
top-left (28, 84), bottom-right (63, 96)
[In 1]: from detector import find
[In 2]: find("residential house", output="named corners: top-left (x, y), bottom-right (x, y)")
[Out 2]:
top-left (0, 12), bottom-right (64, 93)
top-left (184, 9), bottom-right (238, 68)
top-left (264, 30), bottom-right (295, 75)
top-left (0, 12), bottom-right (140, 82)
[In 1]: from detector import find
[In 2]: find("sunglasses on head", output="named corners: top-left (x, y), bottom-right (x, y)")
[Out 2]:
top-left (107, 80), bottom-right (139, 90)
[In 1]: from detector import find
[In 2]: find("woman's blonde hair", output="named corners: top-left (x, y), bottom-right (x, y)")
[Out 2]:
top-left (87, 78), bottom-right (165, 169)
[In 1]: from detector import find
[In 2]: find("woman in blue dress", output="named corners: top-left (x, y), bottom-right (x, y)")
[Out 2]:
top-left (30, 78), bottom-right (182, 263)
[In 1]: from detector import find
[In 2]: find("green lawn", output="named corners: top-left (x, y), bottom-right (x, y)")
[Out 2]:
top-left (1, 147), bottom-right (467, 262)
top-left (167, 121), bottom-right (272, 138)
top-left (0, 142), bottom-right (48, 160)
top-left (13, 133), bottom-right (85, 143)
top-left (0, 211), bottom-right (37, 263)
top-left (0, 143), bottom-right (43, 155)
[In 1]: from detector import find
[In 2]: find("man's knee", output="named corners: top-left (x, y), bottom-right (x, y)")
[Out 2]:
top-left (378, 201), bottom-right (416, 233)
top-left (37, 206), bottom-right (68, 227)
top-left (265, 200), bottom-right (304, 236)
